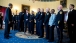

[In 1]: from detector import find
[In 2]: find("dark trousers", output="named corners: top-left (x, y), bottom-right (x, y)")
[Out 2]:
top-left (0, 21), bottom-right (2, 29)
top-left (39, 20), bottom-right (44, 37)
top-left (4, 22), bottom-right (11, 38)
top-left (56, 25), bottom-right (63, 42)
top-left (20, 21), bottom-right (24, 31)
top-left (36, 20), bottom-right (39, 35)
top-left (24, 21), bottom-right (29, 33)
top-left (17, 22), bottom-right (20, 31)
top-left (14, 22), bottom-right (18, 30)
top-left (45, 23), bottom-right (49, 39)
top-left (68, 24), bottom-right (76, 43)
top-left (49, 25), bottom-right (55, 42)
top-left (29, 21), bottom-right (34, 34)
top-left (12, 23), bottom-right (14, 30)
top-left (10, 22), bottom-right (13, 30)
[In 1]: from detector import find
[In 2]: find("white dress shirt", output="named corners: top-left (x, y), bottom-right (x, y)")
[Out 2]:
top-left (64, 12), bottom-right (68, 22)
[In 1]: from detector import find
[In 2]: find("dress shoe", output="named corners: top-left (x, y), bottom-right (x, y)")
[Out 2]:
top-left (39, 36), bottom-right (43, 38)
top-left (8, 36), bottom-right (12, 38)
top-left (45, 38), bottom-right (49, 40)
top-left (9, 33), bottom-right (11, 34)
top-left (4, 37), bottom-right (9, 39)
top-left (57, 40), bottom-right (62, 43)
top-left (48, 40), bottom-right (54, 42)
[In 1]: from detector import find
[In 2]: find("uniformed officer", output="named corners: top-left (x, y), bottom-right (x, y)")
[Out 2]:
top-left (0, 13), bottom-right (3, 29)
top-left (29, 11), bottom-right (35, 34)
top-left (14, 14), bottom-right (18, 30)
top-left (19, 9), bottom-right (25, 32)
top-left (38, 8), bottom-right (45, 38)
top-left (44, 8), bottom-right (51, 39)
top-left (24, 9), bottom-right (30, 34)
top-left (4, 3), bottom-right (13, 39)
top-left (35, 8), bottom-right (41, 36)
top-left (48, 9), bottom-right (56, 42)
top-left (55, 5), bottom-right (64, 43)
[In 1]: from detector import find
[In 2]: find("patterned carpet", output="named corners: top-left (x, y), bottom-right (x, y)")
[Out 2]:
top-left (0, 28), bottom-right (69, 43)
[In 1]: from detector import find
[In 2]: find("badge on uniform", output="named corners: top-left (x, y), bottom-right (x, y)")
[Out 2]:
top-left (47, 13), bottom-right (49, 15)
top-left (23, 13), bottom-right (24, 14)
top-left (39, 13), bottom-right (40, 14)
top-left (58, 21), bottom-right (60, 24)
top-left (41, 13), bottom-right (42, 15)
top-left (26, 19), bottom-right (28, 21)
top-left (60, 11), bottom-right (62, 14)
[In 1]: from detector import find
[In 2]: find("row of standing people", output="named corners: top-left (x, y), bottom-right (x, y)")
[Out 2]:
top-left (32, 4), bottom-right (76, 43)
top-left (11, 10), bottom-right (35, 34)
top-left (4, 3), bottom-right (76, 43)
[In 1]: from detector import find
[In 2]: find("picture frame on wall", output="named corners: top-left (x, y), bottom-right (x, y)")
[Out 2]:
top-left (60, 0), bottom-right (67, 8)
top-left (22, 4), bottom-right (30, 12)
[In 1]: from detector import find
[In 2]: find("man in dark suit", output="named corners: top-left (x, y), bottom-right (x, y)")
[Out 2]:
top-left (38, 8), bottom-right (45, 38)
top-left (0, 13), bottom-right (3, 29)
top-left (4, 3), bottom-right (13, 39)
top-left (67, 4), bottom-right (76, 43)
top-left (19, 9), bottom-right (25, 32)
top-left (35, 8), bottom-right (41, 36)
top-left (24, 9), bottom-right (30, 34)
top-left (55, 5), bottom-right (64, 43)
top-left (44, 8), bottom-right (51, 39)
top-left (29, 11), bottom-right (35, 34)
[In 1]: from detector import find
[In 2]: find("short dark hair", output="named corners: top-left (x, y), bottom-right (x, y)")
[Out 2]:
top-left (8, 3), bottom-right (13, 6)
top-left (70, 4), bottom-right (75, 8)
top-left (51, 9), bottom-right (55, 12)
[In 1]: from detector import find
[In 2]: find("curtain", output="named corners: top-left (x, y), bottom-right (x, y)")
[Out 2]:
top-left (0, 6), bottom-right (7, 20)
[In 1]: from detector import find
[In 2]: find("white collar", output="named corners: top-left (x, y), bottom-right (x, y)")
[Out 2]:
top-left (27, 13), bottom-right (28, 14)
top-left (70, 9), bottom-right (73, 11)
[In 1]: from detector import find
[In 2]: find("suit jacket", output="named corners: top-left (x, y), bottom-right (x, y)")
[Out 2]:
top-left (4, 7), bottom-right (12, 22)
top-left (35, 12), bottom-right (41, 20)
top-left (29, 14), bottom-right (35, 22)
top-left (67, 9), bottom-right (76, 25)
top-left (55, 10), bottom-right (64, 26)
top-left (12, 15), bottom-right (14, 21)
top-left (17, 15), bottom-right (20, 22)
top-left (38, 12), bottom-right (45, 22)
top-left (44, 12), bottom-right (51, 24)
top-left (14, 15), bottom-right (18, 23)
top-left (24, 13), bottom-right (30, 22)
top-left (19, 12), bottom-right (24, 22)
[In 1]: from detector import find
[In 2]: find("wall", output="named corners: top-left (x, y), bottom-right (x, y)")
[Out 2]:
top-left (0, 0), bottom-right (76, 14)
top-left (63, 0), bottom-right (76, 11)
top-left (0, 0), bottom-right (60, 14)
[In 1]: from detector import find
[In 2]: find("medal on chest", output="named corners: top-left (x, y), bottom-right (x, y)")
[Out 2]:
top-left (47, 13), bottom-right (49, 15)
top-left (60, 11), bottom-right (62, 14)
top-left (41, 13), bottom-right (42, 15)
top-left (58, 21), bottom-right (60, 24)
